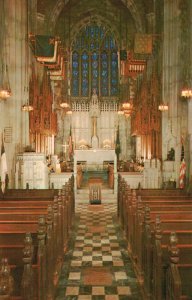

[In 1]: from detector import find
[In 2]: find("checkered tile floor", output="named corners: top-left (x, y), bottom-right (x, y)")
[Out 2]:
top-left (55, 204), bottom-right (142, 300)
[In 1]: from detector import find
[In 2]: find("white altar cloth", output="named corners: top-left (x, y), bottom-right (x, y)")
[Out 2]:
top-left (74, 149), bottom-right (116, 165)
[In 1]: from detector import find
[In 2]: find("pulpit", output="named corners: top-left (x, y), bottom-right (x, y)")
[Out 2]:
top-left (15, 152), bottom-right (49, 189)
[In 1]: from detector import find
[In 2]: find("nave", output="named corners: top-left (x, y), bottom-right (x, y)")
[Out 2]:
top-left (55, 203), bottom-right (142, 300)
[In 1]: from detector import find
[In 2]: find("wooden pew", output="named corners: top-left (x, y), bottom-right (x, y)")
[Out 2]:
top-left (126, 195), bottom-right (192, 264)
top-left (0, 177), bottom-right (75, 299)
top-left (0, 204), bottom-right (57, 296)
top-left (152, 224), bottom-right (192, 300)
top-left (118, 177), bottom-right (192, 240)
top-left (136, 188), bottom-right (186, 196)
top-left (0, 189), bottom-right (57, 199)
top-left (0, 217), bottom-right (49, 300)
top-left (117, 176), bottom-right (192, 300)
top-left (140, 210), bottom-right (192, 300)
top-left (0, 200), bottom-right (52, 206)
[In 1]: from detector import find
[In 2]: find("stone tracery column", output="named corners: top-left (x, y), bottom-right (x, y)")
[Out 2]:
top-left (188, 0), bottom-right (192, 178)
top-left (162, 0), bottom-right (182, 186)
top-left (1, 0), bottom-right (33, 187)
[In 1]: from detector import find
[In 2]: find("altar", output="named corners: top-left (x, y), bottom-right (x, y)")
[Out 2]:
top-left (74, 149), bottom-right (117, 194)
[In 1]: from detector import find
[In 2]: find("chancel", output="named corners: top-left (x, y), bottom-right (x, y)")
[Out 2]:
top-left (0, 0), bottom-right (192, 299)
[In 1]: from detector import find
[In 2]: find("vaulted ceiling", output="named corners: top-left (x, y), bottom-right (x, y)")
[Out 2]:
top-left (36, 0), bottom-right (158, 50)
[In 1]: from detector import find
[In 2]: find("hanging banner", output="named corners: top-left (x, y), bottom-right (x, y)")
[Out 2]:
top-left (134, 34), bottom-right (153, 54)
top-left (120, 51), bottom-right (146, 77)
top-left (29, 34), bottom-right (61, 63)
top-left (28, 35), bottom-right (56, 57)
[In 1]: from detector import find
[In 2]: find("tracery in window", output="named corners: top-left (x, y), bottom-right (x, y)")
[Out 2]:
top-left (71, 24), bottom-right (118, 97)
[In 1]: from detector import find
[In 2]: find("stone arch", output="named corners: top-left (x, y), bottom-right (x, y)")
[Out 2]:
top-left (47, 0), bottom-right (145, 34)
top-left (69, 16), bottom-right (120, 50)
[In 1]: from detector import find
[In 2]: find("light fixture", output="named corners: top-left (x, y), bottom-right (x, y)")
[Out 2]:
top-left (158, 103), bottom-right (168, 111)
top-left (181, 87), bottom-right (192, 98)
top-left (22, 86), bottom-right (33, 112)
top-left (118, 110), bottom-right (124, 115)
top-left (60, 90), bottom-right (71, 112)
top-left (119, 80), bottom-right (134, 117)
top-left (122, 101), bottom-right (134, 117)
top-left (66, 109), bottom-right (72, 115)
top-left (131, 130), bottom-right (139, 136)
top-left (22, 104), bottom-right (34, 112)
top-left (117, 103), bottom-right (124, 115)
top-left (0, 65), bottom-right (11, 100)
top-left (60, 101), bottom-right (69, 108)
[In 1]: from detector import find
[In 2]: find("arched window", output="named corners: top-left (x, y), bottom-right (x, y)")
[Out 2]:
top-left (71, 25), bottom-right (118, 97)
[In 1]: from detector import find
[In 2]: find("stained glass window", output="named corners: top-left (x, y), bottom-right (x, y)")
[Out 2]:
top-left (81, 51), bottom-right (89, 96)
top-left (71, 25), bottom-right (118, 97)
top-left (72, 51), bottom-right (79, 96)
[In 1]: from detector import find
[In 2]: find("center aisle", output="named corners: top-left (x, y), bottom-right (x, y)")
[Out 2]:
top-left (55, 203), bottom-right (142, 300)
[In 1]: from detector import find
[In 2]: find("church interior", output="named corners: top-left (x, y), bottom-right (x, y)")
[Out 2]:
top-left (0, 0), bottom-right (192, 299)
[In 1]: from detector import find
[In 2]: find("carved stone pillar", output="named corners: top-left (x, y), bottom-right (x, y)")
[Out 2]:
top-left (1, 0), bottom-right (34, 187)
top-left (162, 0), bottom-right (181, 186)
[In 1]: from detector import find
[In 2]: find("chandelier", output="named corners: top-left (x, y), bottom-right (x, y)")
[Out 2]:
top-left (60, 101), bottom-right (69, 108)
top-left (181, 86), bottom-right (192, 98)
top-left (118, 101), bottom-right (134, 117)
top-left (0, 65), bottom-right (11, 100)
top-left (22, 86), bottom-right (33, 112)
top-left (60, 93), bottom-right (72, 115)
top-left (158, 103), bottom-right (168, 111)
top-left (117, 109), bottom-right (124, 115)
top-left (22, 103), bottom-right (34, 112)
top-left (181, 71), bottom-right (192, 98)
top-left (122, 101), bottom-right (134, 117)
top-left (66, 109), bottom-right (72, 115)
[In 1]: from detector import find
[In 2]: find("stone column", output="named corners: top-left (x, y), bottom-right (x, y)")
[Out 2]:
top-left (188, 101), bottom-right (192, 176)
top-left (162, 0), bottom-right (182, 186)
top-left (1, 0), bottom-right (33, 187)
top-left (188, 1), bottom-right (192, 178)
